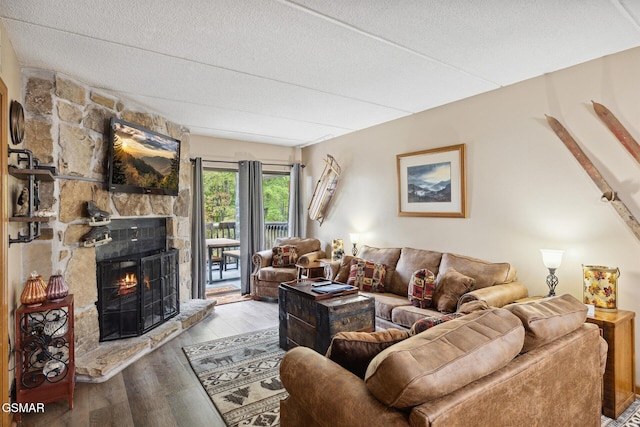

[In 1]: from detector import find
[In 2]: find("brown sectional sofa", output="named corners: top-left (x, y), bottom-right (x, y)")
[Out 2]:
top-left (280, 295), bottom-right (607, 427)
top-left (325, 245), bottom-right (530, 329)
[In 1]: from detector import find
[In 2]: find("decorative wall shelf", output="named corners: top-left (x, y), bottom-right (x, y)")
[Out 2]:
top-left (8, 166), bottom-right (56, 182)
top-left (7, 148), bottom-right (57, 244)
top-left (9, 217), bottom-right (52, 223)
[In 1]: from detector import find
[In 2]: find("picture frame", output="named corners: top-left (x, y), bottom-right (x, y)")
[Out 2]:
top-left (396, 144), bottom-right (466, 218)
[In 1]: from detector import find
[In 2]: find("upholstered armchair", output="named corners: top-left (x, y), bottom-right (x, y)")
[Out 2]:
top-left (251, 237), bottom-right (325, 300)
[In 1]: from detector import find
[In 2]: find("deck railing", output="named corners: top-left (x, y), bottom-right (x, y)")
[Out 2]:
top-left (265, 222), bottom-right (288, 248)
top-left (206, 221), bottom-right (288, 249)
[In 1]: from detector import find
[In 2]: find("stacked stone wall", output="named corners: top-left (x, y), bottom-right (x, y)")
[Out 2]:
top-left (16, 69), bottom-right (192, 357)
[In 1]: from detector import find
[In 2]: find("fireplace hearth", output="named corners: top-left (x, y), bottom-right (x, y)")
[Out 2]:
top-left (95, 218), bottom-right (179, 341)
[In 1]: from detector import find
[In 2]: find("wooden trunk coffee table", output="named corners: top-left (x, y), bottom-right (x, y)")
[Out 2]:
top-left (278, 280), bottom-right (375, 354)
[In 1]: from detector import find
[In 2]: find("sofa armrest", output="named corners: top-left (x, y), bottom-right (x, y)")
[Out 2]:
top-left (457, 281), bottom-right (529, 309)
top-left (296, 250), bottom-right (326, 265)
top-left (280, 347), bottom-right (409, 427)
top-left (322, 260), bottom-right (342, 280)
top-left (252, 249), bottom-right (273, 271)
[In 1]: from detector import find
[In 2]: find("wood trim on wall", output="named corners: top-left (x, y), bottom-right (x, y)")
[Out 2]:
top-left (0, 78), bottom-right (10, 427)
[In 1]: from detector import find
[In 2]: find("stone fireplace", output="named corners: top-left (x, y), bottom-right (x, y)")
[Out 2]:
top-left (15, 69), bottom-right (193, 360)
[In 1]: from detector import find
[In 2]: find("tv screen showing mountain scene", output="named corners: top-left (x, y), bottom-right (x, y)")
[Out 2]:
top-left (109, 118), bottom-right (180, 195)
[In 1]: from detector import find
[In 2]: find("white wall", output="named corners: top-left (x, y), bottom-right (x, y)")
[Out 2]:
top-left (303, 47), bottom-right (640, 382)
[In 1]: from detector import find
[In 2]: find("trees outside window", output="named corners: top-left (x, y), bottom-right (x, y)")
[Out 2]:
top-left (263, 174), bottom-right (289, 223)
top-left (203, 170), bottom-right (236, 224)
top-left (202, 170), bottom-right (290, 224)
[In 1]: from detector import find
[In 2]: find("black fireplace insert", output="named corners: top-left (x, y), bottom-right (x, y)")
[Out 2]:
top-left (95, 218), bottom-right (179, 341)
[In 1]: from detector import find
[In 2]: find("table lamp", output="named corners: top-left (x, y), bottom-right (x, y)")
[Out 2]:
top-left (540, 249), bottom-right (563, 297)
top-left (350, 233), bottom-right (359, 256)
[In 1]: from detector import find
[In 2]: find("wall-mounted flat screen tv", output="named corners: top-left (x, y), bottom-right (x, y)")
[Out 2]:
top-left (107, 118), bottom-right (181, 196)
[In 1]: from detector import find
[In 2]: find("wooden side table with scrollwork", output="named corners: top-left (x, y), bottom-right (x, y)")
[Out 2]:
top-left (14, 295), bottom-right (75, 422)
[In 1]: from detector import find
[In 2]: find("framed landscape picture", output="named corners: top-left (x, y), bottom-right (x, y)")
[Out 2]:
top-left (396, 144), bottom-right (466, 217)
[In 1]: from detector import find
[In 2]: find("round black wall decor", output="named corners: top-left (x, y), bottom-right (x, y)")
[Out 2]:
top-left (10, 100), bottom-right (25, 145)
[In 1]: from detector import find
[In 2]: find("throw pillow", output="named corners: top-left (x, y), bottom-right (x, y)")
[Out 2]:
top-left (408, 268), bottom-right (436, 308)
top-left (346, 258), bottom-right (387, 292)
top-left (409, 313), bottom-right (465, 335)
top-left (326, 329), bottom-right (410, 379)
top-left (271, 245), bottom-right (298, 267)
top-left (432, 268), bottom-right (475, 313)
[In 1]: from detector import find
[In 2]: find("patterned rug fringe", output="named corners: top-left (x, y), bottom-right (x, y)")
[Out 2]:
top-left (602, 399), bottom-right (640, 426)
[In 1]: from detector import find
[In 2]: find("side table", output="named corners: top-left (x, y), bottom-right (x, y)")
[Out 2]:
top-left (295, 260), bottom-right (327, 280)
top-left (586, 309), bottom-right (636, 419)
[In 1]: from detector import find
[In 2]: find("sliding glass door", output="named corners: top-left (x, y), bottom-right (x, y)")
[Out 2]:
top-left (202, 169), bottom-right (291, 284)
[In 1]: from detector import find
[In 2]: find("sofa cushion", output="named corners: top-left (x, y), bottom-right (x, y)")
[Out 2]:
top-left (271, 245), bottom-right (298, 267)
top-left (432, 268), bottom-right (475, 313)
top-left (326, 329), bottom-right (410, 379)
top-left (409, 312), bottom-right (465, 335)
top-left (407, 300), bottom-right (490, 335)
top-left (408, 269), bottom-right (436, 309)
top-left (358, 245), bottom-right (401, 290)
top-left (504, 294), bottom-right (587, 354)
top-left (360, 292), bottom-right (412, 321)
top-left (438, 253), bottom-right (516, 290)
top-left (365, 308), bottom-right (524, 409)
top-left (390, 304), bottom-right (442, 328)
top-left (393, 247), bottom-right (442, 296)
top-left (257, 266), bottom-right (297, 282)
top-left (347, 259), bottom-right (387, 292)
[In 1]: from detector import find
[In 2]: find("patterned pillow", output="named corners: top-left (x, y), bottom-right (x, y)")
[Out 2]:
top-left (409, 313), bottom-right (465, 335)
top-left (271, 245), bottom-right (298, 267)
top-left (347, 258), bottom-right (387, 292)
top-left (408, 269), bottom-right (436, 308)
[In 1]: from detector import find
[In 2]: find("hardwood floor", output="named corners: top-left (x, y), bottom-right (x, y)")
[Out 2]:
top-left (18, 300), bottom-right (279, 427)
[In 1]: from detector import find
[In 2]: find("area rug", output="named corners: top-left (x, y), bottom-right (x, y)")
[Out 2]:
top-left (207, 285), bottom-right (240, 295)
top-left (183, 328), bottom-right (286, 427)
top-left (208, 292), bottom-right (253, 306)
top-left (602, 399), bottom-right (640, 426)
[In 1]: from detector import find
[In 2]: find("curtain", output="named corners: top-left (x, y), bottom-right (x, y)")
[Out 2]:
top-left (239, 160), bottom-right (265, 295)
top-left (288, 162), bottom-right (304, 237)
top-left (190, 158), bottom-right (208, 299)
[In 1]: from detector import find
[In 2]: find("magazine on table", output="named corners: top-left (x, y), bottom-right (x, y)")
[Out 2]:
top-left (311, 283), bottom-right (357, 294)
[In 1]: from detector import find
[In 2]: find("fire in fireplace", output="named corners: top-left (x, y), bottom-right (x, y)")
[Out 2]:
top-left (117, 273), bottom-right (137, 296)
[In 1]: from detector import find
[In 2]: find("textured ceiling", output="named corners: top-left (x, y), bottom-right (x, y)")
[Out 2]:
top-left (1, 1), bottom-right (640, 147)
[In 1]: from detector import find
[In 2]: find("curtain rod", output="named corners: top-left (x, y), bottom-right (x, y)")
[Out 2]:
top-left (190, 158), bottom-right (304, 168)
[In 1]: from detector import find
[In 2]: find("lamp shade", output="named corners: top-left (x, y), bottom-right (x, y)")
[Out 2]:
top-left (350, 233), bottom-right (359, 244)
top-left (540, 249), bottom-right (563, 269)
